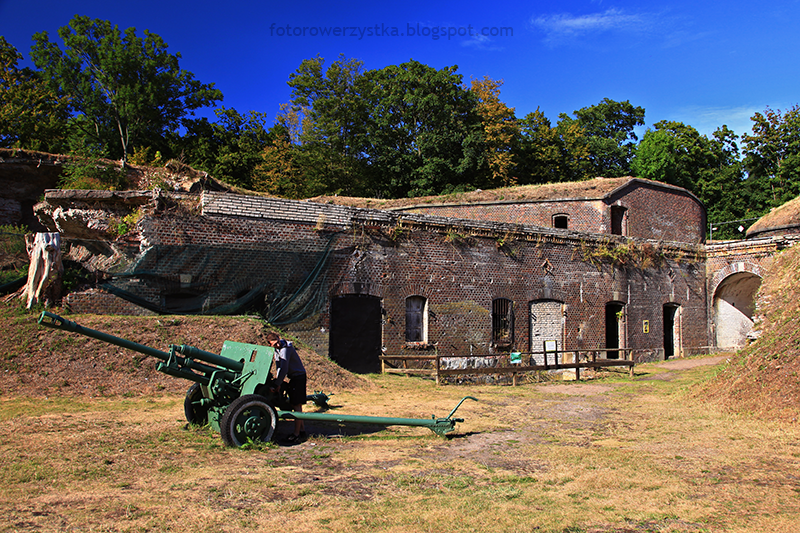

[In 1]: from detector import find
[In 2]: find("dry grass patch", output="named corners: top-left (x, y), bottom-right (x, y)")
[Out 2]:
top-left (4, 361), bottom-right (800, 532)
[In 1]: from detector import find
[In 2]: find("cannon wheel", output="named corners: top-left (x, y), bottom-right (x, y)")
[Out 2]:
top-left (220, 394), bottom-right (277, 447)
top-left (184, 383), bottom-right (209, 426)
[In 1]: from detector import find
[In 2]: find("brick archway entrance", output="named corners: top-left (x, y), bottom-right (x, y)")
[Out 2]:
top-left (713, 272), bottom-right (761, 350)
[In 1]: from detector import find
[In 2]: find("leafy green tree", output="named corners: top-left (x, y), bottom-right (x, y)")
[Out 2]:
top-left (30, 15), bottom-right (222, 165)
top-left (742, 105), bottom-right (800, 211)
top-left (514, 109), bottom-right (591, 184)
top-left (0, 36), bottom-right (68, 151)
top-left (286, 55), bottom-right (369, 196)
top-left (558, 98), bottom-right (645, 177)
top-left (282, 56), bottom-right (484, 198)
top-left (632, 121), bottom-right (748, 239)
top-left (632, 120), bottom-right (719, 191)
top-left (253, 123), bottom-right (306, 198)
top-left (196, 107), bottom-right (272, 189)
top-left (360, 60), bottom-right (484, 197)
top-left (703, 126), bottom-right (749, 239)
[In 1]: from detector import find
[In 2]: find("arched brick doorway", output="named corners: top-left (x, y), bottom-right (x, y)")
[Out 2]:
top-left (529, 299), bottom-right (565, 365)
top-left (713, 272), bottom-right (761, 350)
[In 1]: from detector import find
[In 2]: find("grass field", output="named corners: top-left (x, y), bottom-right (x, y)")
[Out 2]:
top-left (2, 356), bottom-right (799, 533)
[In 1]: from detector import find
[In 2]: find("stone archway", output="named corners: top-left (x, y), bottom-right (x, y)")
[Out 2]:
top-left (712, 271), bottom-right (762, 350)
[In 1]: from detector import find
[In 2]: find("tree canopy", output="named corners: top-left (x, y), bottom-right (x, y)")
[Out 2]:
top-left (30, 15), bottom-right (222, 165)
top-left (4, 17), bottom-right (800, 238)
top-left (631, 121), bottom-right (747, 239)
top-left (558, 98), bottom-right (645, 178)
top-left (0, 37), bottom-right (68, 151)
top-left (742, 105), bottom-right (800, 212)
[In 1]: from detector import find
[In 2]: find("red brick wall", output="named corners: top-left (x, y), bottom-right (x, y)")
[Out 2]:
top-left (606, 182), bottom-right (705, 243)
top-left (390, 181), bottom-right (705, 244)
top-left (396, 199), bottom-right (607, 235)
top-left (64, 191), bottom-right (710, 363)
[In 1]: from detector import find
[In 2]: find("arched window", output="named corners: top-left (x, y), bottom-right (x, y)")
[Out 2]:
top-left (405, 295), bottom-right (428, 342)
top-left (552, 214), bottom-right (569, 229)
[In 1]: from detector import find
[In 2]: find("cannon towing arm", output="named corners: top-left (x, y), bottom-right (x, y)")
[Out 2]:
top-left (279, 396), bottom-right (478, 437)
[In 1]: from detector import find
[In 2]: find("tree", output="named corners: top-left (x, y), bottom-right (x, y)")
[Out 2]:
top-left (558, 98), bottom-right (645, 177)
top-left (0, 37), bottom-right (68, 151)
top-left (742, 105), bottom-right (800, 210)
top-left (202, 107), bottom-right (272, 189)
top-left (470, 76), bottom-right (517, 188)
top-left (360, 60), bottom-right (483, 197)
top-left (632, 120), bottom-right (719, 191)
top-left (30, 15), bottom-right (222, 165)
top-left (632, 121), bottom-right (748, 239)
top-left (515, 109), bottom-right (590, 184)
top-left (253, 123), bottom-right (305, 199)
top-left (286, 55), bottom-right (369, 196)
top-left (702, 126), bottom-right (748, 238)
top-left (281, 57), bottom-right (485, 198)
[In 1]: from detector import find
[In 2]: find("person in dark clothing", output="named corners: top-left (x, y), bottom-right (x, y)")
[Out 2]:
top-left (266, 332), bottom-right (307, 442)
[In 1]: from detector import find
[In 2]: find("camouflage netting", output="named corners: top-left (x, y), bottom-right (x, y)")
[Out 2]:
top-left (69, 233), bottom-right (338, 324)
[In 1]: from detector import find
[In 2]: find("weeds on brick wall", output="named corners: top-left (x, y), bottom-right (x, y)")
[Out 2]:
top-left (578, 238), bottom-right (669, 269)
top-left (110, 209), bottom-right (144, 237)
top-left (444, 228), bottom-right (472, 247)
top-left (155, 194), bottom-right (202, 217)
top-left (496, 231), bottom-right (516, 249)
top-left (638, 242), bottom-right (667, 269)
top-left (145, 170), bottom-right (172, 191)
top-left (352, 226), bottom-right (371, 251)
top-left (389, 223), bottom-right (405, 243)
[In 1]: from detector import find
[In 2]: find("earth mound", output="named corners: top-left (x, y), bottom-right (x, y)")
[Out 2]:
top-left (0, 307), bottom-right (370, 398)
top-left (700, 244), bottom-right (800, 422)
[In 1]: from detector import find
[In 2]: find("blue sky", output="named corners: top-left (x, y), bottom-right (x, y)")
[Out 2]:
top-left (2, 0), bottom-right (799, 139)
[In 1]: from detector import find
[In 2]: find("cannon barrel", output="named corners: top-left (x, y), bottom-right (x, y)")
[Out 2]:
top-left (39, 311), bottom-right (171, 360)
top-left (37, 312), bottom-right (243, 374)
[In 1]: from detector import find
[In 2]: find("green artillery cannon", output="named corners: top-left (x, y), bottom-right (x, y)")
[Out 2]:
top-left (37, 312), bottom-right (476, 447)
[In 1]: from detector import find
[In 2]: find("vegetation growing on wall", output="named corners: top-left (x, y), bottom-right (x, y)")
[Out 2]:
top-left (577, 238), bottom-right (672, 269)
top-left (0, 225), bottom-right (28, 286)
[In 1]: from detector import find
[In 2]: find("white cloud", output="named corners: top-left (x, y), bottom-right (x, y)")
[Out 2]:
top-left (672, 105), bottom-right (764, 138)
top-left (531, 8), bottom-right (648, 43)
top-left (461, 33), bottom-right (504, 51)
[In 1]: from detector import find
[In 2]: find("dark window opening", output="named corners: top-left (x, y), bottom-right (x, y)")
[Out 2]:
top-left (611, 205), bottom-right (627, 235)
top-left (405, 295), bottom-right (427, 342)
top-left (492, 298), bottom-right (514, 349)
top-left (163, 291), bottom-right (206, 313)
top-left (605, 302), bottom-right (624, 359)
top-left (553, 214), bottom-right (569, 229)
